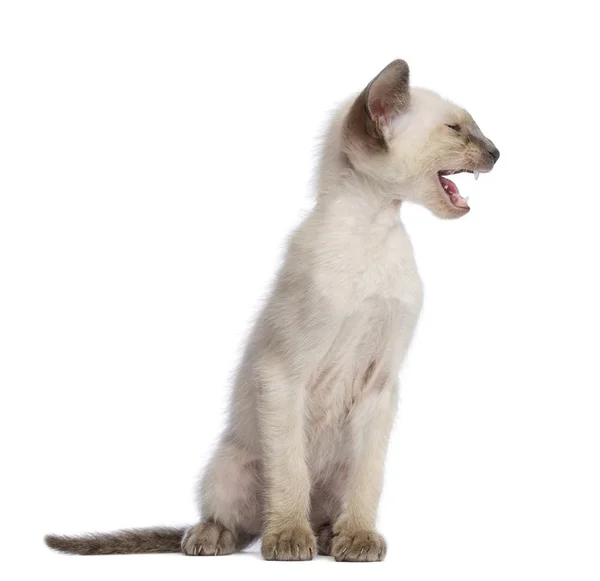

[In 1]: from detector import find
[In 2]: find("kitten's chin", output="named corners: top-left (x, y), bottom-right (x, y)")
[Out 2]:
top-left (409, 189), bottom-right (471, 220)
top-left (426, 199), bottom-right (471, 220)
top-left (409, 181), bottom-right (471, 220)
top-left (432, 205), bottom-right (470, 220)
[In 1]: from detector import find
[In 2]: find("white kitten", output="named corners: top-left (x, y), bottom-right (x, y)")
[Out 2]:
top-left (46, 59), bottom-right (499, 562)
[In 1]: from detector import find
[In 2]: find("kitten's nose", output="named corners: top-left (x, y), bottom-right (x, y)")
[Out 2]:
top-left (489, 146), bottom-right (500, 163)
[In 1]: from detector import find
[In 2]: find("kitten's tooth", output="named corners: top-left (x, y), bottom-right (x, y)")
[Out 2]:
top-left (474, 171), bottom-right (479, 180)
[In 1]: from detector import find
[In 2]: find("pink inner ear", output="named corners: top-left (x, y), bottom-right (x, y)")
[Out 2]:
top-left (370, 98), bottom-right (388, 118)
top-left (370, 97), bottom-right (398, 132)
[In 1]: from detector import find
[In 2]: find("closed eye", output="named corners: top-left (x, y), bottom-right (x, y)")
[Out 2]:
top-left (446, 124), bottom-right (461, 132)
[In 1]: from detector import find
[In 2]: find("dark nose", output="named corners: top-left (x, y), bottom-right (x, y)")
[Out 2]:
top-left (489, 146), bottom-right (500, 163)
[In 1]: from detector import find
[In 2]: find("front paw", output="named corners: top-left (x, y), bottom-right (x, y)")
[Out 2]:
top-left (261, 526), bottom-right (316, 561)
top-left (331, 529), bottom-right (387, 562)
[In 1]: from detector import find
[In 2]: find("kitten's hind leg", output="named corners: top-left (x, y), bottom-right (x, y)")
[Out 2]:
top-left (315, 522), bottom-right (334, 556)
top-left (310, 465), bottom-right (348, 556)
top-left (182, 436), bottom-right (262, 556)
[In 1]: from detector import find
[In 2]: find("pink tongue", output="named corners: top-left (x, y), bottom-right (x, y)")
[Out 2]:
top-left (439, 175), bottom-right (459, 194)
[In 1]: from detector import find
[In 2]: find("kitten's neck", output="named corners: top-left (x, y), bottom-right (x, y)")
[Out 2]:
top-left (315, 171), bottom-right (404, 234)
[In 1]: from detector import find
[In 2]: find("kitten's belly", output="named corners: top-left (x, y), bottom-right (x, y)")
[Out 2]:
top-left (306, 299), bottom-right (403, 475)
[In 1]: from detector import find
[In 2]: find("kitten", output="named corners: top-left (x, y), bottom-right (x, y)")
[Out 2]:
top-left (46, 59), bottom-right (499, 562)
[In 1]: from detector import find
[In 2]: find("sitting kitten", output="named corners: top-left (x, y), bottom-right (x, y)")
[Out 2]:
top-left (46, 59), bottom-right (499, 562)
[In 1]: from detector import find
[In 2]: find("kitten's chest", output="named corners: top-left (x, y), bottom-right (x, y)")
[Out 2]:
top-left (307, 226), bottom-right (423, 437)
top-left (323, 223), bottom-right (423, 309)
top-left (359, 244), bottom-right (422, 306)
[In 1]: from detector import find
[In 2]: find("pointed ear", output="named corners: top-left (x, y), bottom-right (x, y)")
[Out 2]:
top-left (345, 60), bottom-right (411, 155)
top-left (364, 59), bottom-right (410, 141)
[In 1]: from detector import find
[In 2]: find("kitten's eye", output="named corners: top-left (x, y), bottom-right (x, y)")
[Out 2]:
top-left (446, 124), bottom-right (461, 132)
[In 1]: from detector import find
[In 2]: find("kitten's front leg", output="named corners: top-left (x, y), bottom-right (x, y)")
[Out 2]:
top-left (332, 384), bottom-right (398, 562)
top-left (258, 357), bottom-right (316, 561)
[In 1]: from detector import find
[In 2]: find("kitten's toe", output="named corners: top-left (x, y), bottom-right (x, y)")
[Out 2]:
top-left (181, 522), bottom-right (236, 556)
top-left (261, 526), bottom-right (316, 561)
top-left (331, 529), bottom-right (386, 562)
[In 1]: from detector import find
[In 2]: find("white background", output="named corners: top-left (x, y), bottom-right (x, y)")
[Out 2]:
top-left (1, 1), bottom-right (599, 580)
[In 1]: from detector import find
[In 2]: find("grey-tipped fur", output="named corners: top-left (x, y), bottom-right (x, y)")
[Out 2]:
top-left (44, 527), bottom-right (187, 555)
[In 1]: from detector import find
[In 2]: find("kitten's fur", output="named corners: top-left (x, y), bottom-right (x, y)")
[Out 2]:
top-left (45, 59), bottom-right (499, 562)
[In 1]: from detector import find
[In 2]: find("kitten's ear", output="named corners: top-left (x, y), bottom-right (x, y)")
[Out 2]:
top-left (364, 59), bottom-right (410, 140)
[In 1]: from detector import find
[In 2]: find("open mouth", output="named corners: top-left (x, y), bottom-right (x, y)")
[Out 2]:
top-left (437, 170), bottom-right (480, 210)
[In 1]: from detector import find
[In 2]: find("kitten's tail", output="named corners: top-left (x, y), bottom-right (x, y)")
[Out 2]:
top-left (44, 526), bottom-right (188, 555)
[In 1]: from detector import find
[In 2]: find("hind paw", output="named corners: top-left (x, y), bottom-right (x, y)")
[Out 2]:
top-left (316, 523), bottom-right (334, 555)
top-left (181, 522), bottom-right (236, 556)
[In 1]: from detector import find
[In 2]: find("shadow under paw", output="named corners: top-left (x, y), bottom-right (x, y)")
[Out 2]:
top-left (331, 529), bottom-right (386, 562)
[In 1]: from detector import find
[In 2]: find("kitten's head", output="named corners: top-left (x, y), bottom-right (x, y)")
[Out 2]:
top-left (343, 60), bottom-right (499, 218)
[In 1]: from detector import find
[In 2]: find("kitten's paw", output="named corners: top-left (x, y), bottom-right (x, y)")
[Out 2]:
top-left (261, 526), bottom-right (317, 561)
top-left (316, 523), bottom-right (334, 556)
top-left (331, 529), bottom-right (387, 562)
top-left (181, 521), bottom-right (236, 556)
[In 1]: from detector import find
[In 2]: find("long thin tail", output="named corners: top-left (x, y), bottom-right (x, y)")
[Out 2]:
top-left (44, 526), bottom-right (188, 555)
